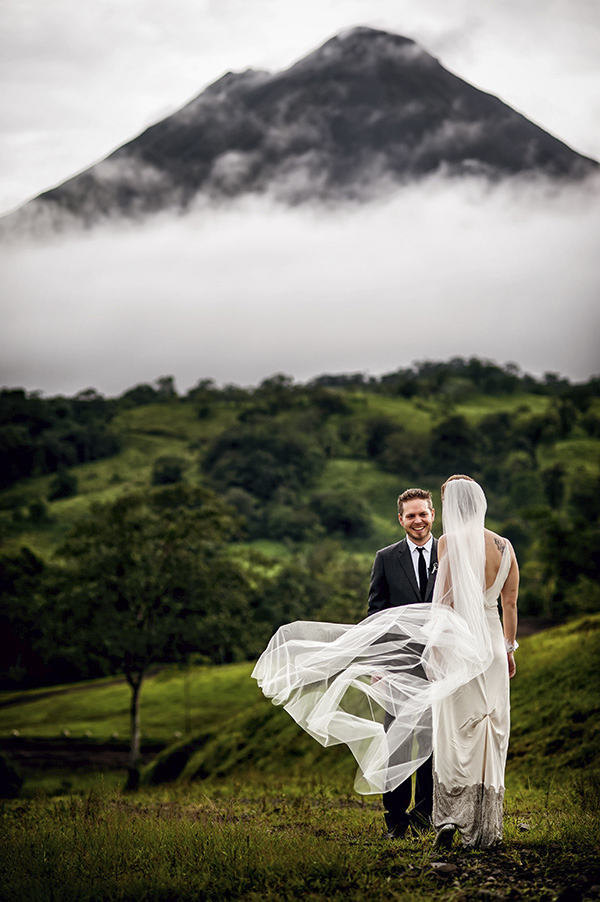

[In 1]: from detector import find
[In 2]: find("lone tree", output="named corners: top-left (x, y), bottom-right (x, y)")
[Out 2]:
top-left (43, 484), bottom-right (252, 790)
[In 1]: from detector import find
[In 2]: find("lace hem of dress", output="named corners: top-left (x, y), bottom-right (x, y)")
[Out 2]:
top-left (433, 772), bottom-right (504, 848)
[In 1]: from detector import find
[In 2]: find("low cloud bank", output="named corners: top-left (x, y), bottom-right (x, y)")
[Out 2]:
top-left (1, 173), bottom-right (599, 396)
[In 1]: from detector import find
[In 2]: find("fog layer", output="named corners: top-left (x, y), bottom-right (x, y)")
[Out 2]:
top-left (2, 175), bottom-right (599, 395)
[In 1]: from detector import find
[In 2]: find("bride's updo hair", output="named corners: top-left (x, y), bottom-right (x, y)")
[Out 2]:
top-left (441, 475), bottom-right (486, 522)
top-left (441, 474), bottom-right (474, 500)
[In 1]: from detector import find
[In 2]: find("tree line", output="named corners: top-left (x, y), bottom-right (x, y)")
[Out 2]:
top-left (3, 360), bottom-right (599, 491)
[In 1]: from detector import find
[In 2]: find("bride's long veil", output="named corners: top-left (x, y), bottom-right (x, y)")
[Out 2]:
top-left (252, 479), bottom-right (493, 794)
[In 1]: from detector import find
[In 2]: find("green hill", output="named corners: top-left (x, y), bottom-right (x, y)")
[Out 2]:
top-left (508, 614), bottom-right (600, 781)
top-left (1, 614), bottom-right (598, 796)
top-left (1, 361), bottom-right (599, 691)
top-left (1, 368), bottom-right (599, 565)
top-left (143, 613), bottom-right (600, 791)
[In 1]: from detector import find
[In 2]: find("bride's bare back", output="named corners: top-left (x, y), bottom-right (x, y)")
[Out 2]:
top-left (484, 528), bottom-right (519, 676)
top-left (484, 528), bottom-right (518, 596)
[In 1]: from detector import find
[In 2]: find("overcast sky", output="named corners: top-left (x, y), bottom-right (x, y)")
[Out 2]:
top-left (1, 0), bottom-right (599, 395)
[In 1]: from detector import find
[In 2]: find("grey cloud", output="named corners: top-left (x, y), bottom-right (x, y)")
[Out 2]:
top-left (1, 175), bottom-right (599, 396)
top-left (208, 151), bottom-right (261, 194)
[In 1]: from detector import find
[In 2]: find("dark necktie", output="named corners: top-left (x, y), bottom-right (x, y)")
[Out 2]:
top-left (417, 547), bottom-right (428, 600)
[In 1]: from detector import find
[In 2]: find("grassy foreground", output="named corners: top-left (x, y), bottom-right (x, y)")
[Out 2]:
top-left (1, 616), bottom-right (600, 900)
top-left (1, 777), bottom-right (600, 902)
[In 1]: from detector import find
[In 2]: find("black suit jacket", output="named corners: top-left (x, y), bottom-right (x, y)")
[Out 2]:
top-left (367, 537), bottom-right (438, 615)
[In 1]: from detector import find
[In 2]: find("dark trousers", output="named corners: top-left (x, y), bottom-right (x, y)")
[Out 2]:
top-left (381, 656), bottom-right (433, 830)
top-left (383, 754), bottom-right (433, 831)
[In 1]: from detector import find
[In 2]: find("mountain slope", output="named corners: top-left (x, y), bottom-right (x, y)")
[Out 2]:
top-left (6, 27), bottom-right (598, 233)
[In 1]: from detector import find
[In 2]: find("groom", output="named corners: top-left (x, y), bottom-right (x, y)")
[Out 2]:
top-left (367, 487), bottom-right (438, 837)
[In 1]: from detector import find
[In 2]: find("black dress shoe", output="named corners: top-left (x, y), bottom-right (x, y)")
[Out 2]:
top-left (433, 823), bottom-right (456, 849)
top-left (384, 823), bottom-right (409, 839)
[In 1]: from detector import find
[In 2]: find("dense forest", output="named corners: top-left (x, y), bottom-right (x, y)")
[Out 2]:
top-left (1, 357), bottom-right (599, 694)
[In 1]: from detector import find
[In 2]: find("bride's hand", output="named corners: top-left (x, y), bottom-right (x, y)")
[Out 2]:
top-left (507, 652), bottom-right (516, 679)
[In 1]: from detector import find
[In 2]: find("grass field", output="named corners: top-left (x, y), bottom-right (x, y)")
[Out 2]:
top-left (1, 616), bottom-right (600, 900)
top-left (1, 770), bottom-right (599, 901)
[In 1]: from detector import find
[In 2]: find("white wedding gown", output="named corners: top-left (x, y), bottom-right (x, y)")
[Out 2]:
top-left (432, 542), bottom-right (512, 847)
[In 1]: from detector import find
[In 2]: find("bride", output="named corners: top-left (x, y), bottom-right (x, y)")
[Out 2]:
top-left (252, 475), bottom-right (519, 848)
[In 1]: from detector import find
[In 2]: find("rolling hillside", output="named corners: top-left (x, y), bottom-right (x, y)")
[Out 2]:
top-left (1, 383), bottom-right (596, 562)
top-left (1, 614), bottom-right (598, 797)
top-left (1, 363), bottom-right (599, 697)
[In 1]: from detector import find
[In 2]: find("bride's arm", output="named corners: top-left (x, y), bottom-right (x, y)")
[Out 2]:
top-left (500, 542), bottom-right (519, 678)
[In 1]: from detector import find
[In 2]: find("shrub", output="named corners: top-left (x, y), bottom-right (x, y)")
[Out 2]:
top-left (48, 468), bottom-right (78, 500)
top-left (151, 456), bottom-right (186, 485)
top-left (309, 491), bottom-right (372, 538)
top-left (202, 425), bottom-right (325, 501)
top-left (28, 499), bottom-right (50, 523)
top-left (0, 753), bottom-right (23, 799)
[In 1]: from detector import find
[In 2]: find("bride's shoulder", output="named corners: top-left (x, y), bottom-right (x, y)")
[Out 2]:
top-left (484, 528), bottom-right (509, 555)
top-left (485, 531), bottom-right (516, 567)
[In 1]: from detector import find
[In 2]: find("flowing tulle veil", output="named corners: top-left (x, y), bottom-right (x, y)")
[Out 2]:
top-left (252, 479), bottom-right (493, 794)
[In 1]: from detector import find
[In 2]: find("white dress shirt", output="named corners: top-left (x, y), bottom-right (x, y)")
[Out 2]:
top-left (407, 535), bottom-right (433, 585)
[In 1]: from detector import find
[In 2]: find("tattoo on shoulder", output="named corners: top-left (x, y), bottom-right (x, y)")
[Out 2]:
top-left (493, 536), bottom-right (506, 552)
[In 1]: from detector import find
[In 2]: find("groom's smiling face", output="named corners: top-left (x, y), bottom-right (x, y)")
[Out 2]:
top-left (398, 499), bottom-right (435, 545)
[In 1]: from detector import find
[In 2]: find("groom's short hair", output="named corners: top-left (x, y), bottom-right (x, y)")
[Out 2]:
top-left (397, 488), bottom-right (433, 516)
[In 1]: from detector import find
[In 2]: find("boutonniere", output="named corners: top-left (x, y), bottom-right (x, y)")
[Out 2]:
top-left (430, 562), bottom-right (438, 575)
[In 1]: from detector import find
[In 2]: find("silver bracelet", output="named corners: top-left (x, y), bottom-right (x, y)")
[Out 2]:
top-left (504, 638), bottom-right (519, 653)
